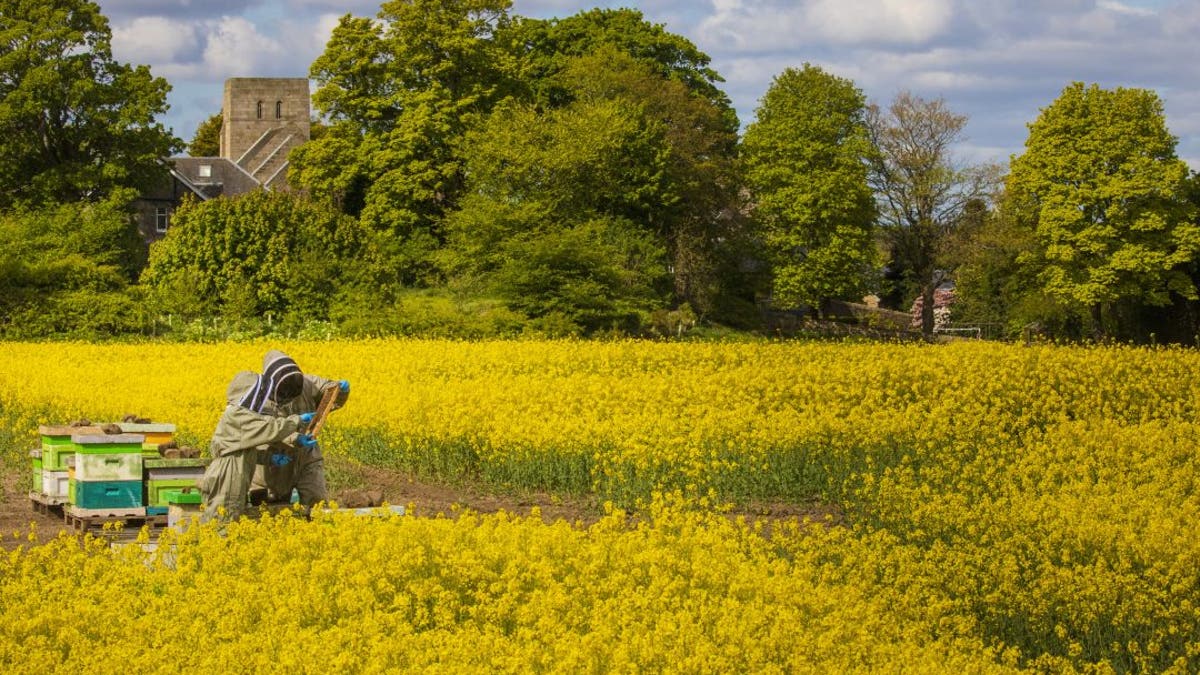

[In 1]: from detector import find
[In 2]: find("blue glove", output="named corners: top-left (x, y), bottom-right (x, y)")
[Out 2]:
top-left (298, 412), bottom-right (315, 425)
top-left (338, 380), bottom-right (350, 393)
top-left (297, 434), bottom-right (317, 450)
top-left (270, 453), bottom-right (292, 467)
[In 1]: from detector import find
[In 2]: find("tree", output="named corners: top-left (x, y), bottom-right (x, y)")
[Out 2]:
top-left (741, 64), bottom-right (877, 312)
top-left (867, 92), bottom-right (988, 338)
top-left (188, 113), bottom-right (222, 157)
top-left (291, 0), bottom-right (517, 286)
top-left (1007, 82), bottom-right (1200, 339)
top-left (141, 191), bottom-right (373, 323)
top-left (441, 95), bottom-right (669, 333)
top-left (0, 0), bottom-right (181, 208)
top-left (0, 191), bottom-right (148, 337)
top-left (552, 47), bottom-right (741, 315)
top-left (502, 8), bottom-right (737, 134)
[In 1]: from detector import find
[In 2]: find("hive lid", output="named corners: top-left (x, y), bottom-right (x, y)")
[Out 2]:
top-left (118, 423), bottom-right (176, 433)
top-left (39, 425), bottom-right (103, 436)
top-left (70, 434), bottom-right (145, 444)
top-left (145, 458), bottom-right (210, 469)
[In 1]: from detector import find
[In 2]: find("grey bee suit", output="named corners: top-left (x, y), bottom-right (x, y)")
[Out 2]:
top-left (251, 350), bottom-right (349, 510)
top-left (199, 370), bottom-right (304, 522)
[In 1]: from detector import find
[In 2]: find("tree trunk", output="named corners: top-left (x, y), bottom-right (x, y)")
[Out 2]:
top-left (921, 282), bottom-right (936, 340)
top-left (1091, 303), bottom-right (1105, 341)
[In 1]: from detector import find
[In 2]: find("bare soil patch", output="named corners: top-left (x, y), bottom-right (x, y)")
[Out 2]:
top-left (0, 457), bottom-right (843, 550)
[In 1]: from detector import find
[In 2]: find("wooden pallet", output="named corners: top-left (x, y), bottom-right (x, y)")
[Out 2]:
top-left (29, 491), bottom-right (68, 516)
top-left (64, 506), bottom-right (168, 534)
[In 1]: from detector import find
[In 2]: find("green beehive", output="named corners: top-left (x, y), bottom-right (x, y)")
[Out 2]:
top-left (144, 457), bottom-right (208, 507)
top-left (38, 425), bottom-right (101, 470)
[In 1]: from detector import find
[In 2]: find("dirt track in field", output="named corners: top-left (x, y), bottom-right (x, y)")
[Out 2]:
top-left (0, 458), bottom-right (843, 550)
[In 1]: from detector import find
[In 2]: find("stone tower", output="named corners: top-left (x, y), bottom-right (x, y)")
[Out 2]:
top-left (219, 78), bottom-right (311, 189)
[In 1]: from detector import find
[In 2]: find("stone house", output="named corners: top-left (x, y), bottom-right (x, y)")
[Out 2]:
top-left (133, 77), bottom-right (311, 242)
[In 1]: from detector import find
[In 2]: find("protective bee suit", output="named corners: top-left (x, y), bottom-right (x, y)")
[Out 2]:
top-left (250, 349), bottom-right (350, 513)
top-left (199, 354), bottom-right (311, 523)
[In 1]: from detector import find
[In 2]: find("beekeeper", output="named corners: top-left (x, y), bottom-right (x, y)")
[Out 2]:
top-left (249, 349), bottom-right (350, 516)
top-left (199, 352), bottom-right (316, 523)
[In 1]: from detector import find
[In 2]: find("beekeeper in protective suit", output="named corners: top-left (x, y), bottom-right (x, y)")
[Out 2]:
top-left (200, 351), bottom-right (316, 523)
top-left (249, 349), bottom-right (350, 516)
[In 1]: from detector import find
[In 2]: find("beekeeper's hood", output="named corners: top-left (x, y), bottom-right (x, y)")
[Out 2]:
top-left (237, 350), bottom-right (303, 412)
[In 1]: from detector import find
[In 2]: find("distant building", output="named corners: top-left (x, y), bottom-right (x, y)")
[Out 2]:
top-left (909, 281), bottom-right (956, 331)
top-left (134, 77), bottom-right (311, 242)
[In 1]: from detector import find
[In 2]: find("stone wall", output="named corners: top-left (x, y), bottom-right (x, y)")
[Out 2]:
top-left (219, 78), bottom-right (310, 163)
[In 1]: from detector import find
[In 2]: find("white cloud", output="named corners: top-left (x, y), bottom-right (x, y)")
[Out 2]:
top-left (202, 16), bottom-right (288, 78)
top-left (111, 17), bottom-right (200, 64)
top-left (805, 0), bottom-right (954, 45)
top-left (1097, 0), bottom-right (1155, 17)
top-left (698, 0), bottom-right (954, 52)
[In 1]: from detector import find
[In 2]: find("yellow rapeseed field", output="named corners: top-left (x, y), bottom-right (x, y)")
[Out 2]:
top-left (0, 338), bottom-right (1197, 672)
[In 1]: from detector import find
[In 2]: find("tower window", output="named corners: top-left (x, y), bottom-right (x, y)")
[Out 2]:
top-left (256, 100), bottom-right (263, 119)
top-left (275, 100), bottom-right (282, 119)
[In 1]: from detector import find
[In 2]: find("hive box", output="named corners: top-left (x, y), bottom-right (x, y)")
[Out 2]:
top-left (73, 480), bottom-right (143, 510)
top-left (117, 423), bottom-right (175, 447)
top-left (42, 470), bottom-right (69, 499)
top-left (144, 458), bottom-right (208, 507)
top-left (166, 489), bottom-right (203, 529)
top-left (71, 433), bottom-right (146, 509)
top-left (38, 425), bottom-right (102, 470)
top-left (75, 452), bottom-right (142, 481)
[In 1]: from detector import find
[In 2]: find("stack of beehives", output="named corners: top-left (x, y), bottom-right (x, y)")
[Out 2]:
top-left (33, 421), bottom-right (208, 521)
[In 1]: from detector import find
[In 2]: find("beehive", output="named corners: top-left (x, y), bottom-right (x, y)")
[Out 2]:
top-left (70, 434), bottom-right (145, 509)
top-left (144, 458), bottom-right (208, 508)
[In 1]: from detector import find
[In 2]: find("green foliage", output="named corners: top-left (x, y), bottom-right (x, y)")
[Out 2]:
top-left (742, 64), bottom-right (878, 311)
top-left (443, 91), bottom-right (670, 334)
top-left (503, 8), bottom-right (737, 134)
top-left (330, 287), bottom-right (526, 338)
top-left (554, 47), bottom-right (743, 316)
top-left (492, 219), bottom-right (665, 335)
top-left (867, 92), bottom-right (986, 336)
top-left (0, 0), bottom-right (181, 209)
top-left (0, 194), bottom-right (150, 337)
top-left (1008, 82), bottom-right (1200, 336)
top-left (141, 191), bottom-right (371, 323)
top-left (188, 113), bottom-right (222, 157)
top-left (295, 0), bottom-right (518, 280)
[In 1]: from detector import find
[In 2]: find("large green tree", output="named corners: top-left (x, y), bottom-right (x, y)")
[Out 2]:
top-left (0, 0), bottom-right (181, 208)
top-left (291, 0), bottom-right (516, 286)
top-left (442, 92), bottom-right (669, 333)
top-left (1007, 82), bottom-right (1200, 338)
top-left (553, 47), bottom-right (741, 315)
top-left (503, 8), bottom-right (737, 134)
top-left (0, 191), bottom-right (148, 337)
top-left (741, 64), bottom-right (877, 311)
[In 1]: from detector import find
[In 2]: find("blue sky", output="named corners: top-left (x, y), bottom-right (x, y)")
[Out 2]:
top-left (95, 0), bottom-right (1200, 170)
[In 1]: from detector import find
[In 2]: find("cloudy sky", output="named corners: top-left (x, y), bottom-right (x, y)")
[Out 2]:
top-left (95, 0), bottom-right (1200, 170)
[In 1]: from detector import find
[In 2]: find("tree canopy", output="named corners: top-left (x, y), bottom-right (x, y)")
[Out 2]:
top-left (188, 113), bottom-right (222, 157)
top-left (0, 0), bottom-right (181, 209)
top-left (141, 191), bottom-right (373, 323)
top-left (1007, 82), bottom-right (1200, 336)
top-left (868, 92), bottom-right (988, 337)
top-left (741, 64), bottom-right (877, 311)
